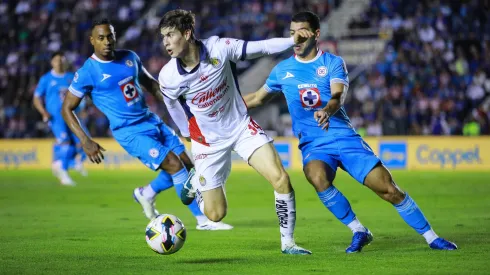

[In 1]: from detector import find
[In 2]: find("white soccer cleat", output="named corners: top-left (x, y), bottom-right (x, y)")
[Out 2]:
top-left (74, 162), bottom-right (88, 177)
top-left (58, 170), bottom-right (76, 186)
top-left (133, 187), bottom-right (159, 220)
top-left (196, 221), bottom-right (234, 231)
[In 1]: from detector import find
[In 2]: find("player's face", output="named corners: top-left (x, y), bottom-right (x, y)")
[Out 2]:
top-left (161, 27), bottom-right (191, 58)
top-left (90, 24), bottom-right (116, 59)
top-left (290, 22), bottom-right (319, 57)
top-left (51, 54), bottom-right (66, 72)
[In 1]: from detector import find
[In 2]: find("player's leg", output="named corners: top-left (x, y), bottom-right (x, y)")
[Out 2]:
top-left (190, 141), bottom-right (232, 223)
top-left (302, 155), bottom-right (371, 253)
top-left (234, 120), bottom-right (310, 254)
top-left (51, 143), bottom-right (62, 177)
top-left (50, 120), bottom-right (76, 186)
top-left (363, 164), bottom-right (457, 250)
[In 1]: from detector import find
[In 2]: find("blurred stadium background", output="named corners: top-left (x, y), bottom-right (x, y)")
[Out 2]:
top-left (1, 1), bottom-right (490, 273)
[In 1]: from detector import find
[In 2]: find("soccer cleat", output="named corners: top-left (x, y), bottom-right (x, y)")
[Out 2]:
top-left (196, 221), bottom-right (234, 231)
top-left (58, 169), bottom-right (76, 186)
top-left (345, 229), bottom-right (373, 253)
top-left (180, 168), bottom-right (196, 205)
top-left (429, 238), bottom-right (458, 250)
top-left (281, 244), bottom-right (312, 255)
top-left (74, 162), bottom-right (88, 177)
top-left (133, 187), bottom-right (159, 220)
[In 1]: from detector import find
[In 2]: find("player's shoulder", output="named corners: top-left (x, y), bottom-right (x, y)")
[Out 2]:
top-left (158, 59), bottom-right (180, 85)
top-left (73, 60), bottom-right (94, 84)
top-left (272, 55), bottom-right (296, 74)
top-left (39, 71), bottom-right (52, 81)
top-left (115, 49), bottom-right (140, 61)
top-left (201, 35), bottom-right (220, 48)
top-left (322, 51), bottom-right (345, 66)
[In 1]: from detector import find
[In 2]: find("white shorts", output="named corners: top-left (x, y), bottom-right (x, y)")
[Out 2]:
top-left (191, 118), bottom-right (273, 192)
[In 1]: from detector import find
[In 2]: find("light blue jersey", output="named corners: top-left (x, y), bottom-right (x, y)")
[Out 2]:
top-left (68, 50), bottom-right (184, 170)
top-left (264, 50), bottom-right (380, 183)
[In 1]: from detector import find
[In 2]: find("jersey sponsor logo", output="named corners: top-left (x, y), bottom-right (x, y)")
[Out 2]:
top-left (50, 80), bottom-right (57, 86)
top-left (118, 76), bottom-right (133, 85)
top-left (200, 75), bottom-right (209, 82)
top-left (275, 199), bottom-right (288, 228)
top-left (101, 74), bottom-right (111, 82)
top-left (119, 81), bottom-right (140, 105)
top-left (126, 60), bottom-right (134, 67)
top-left (190, 78), bottom-right (229, 108)
top-left (199, 175), bottom-right (206, 186)
top-left (299, 87), bottom-right (322, 108)
top-left (282, 72), bottom-right (294, 79)
top-left (194, 154), bottom-right (208, 161)
top-left (316, 66), bottom-right (327, 77)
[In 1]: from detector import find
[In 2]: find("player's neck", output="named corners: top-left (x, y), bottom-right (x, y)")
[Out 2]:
top-left (94, 52), bottom-right (114, 62)
top-left (297, 48), bottom-right (319, 62)
top-left (180, 43), bottom-right (200, 70)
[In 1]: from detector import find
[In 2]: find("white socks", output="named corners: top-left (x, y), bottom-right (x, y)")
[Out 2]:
top-left (141, 185), bottom-right (156, 200)
top-left (274, 191), bottom-right (296, 249)
top-left (347, 218), bottom-right (367, 233)
top-left (422, 229), bottom-right (439, 244)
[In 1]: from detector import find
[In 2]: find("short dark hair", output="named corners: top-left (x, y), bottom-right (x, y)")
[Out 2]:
top-left (51, 50), bottom-right (64, 60)
top-left (91, 18), bottom-right (112, 30)
top-left (292, 11), bottom-right (320, 31)
top-left (158, 9), bottom-right (196, 39)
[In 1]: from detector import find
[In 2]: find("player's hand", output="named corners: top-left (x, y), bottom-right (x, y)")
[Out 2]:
top-left (82, 139), bottom-right (106, 164)
top-left (293, 29), bottom-right (315, 44)
top-left (314, 110), bottom-right (330, 131)
top-left (42, 114), bottom-right (51, 123)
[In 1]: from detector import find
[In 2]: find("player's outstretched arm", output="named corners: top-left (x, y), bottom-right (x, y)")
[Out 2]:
top-left (244, 30), bottom-right (314, 60)
top-left (243, 87), bottom-right (277, 109)
top-left (139, 65), bottom-right (165, 103)
top-left (62, 92), bottom-right (105, 164)
top-left (314, 83), bottom-right (346, 131)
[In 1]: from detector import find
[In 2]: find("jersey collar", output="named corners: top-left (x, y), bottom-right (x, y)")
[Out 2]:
top-left (294, 49), bottom-right (323, 63)
top-left (50, 69), bottom-right (66, 78)
top-left (90, 53), bottom-right (114, 63)
top-left (176, 40), bottom-right (209, 75)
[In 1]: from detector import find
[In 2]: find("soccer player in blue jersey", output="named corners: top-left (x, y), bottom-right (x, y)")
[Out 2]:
top-left (244, 11), bottom-right (457, 252)
top-left (33, 51), bottom-right (87, 186)
top-left (61, 19), bottom-right (232, 230)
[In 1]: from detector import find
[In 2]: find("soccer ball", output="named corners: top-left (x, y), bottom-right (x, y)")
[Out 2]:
top-left (145, 214), bottom-right (187, 255)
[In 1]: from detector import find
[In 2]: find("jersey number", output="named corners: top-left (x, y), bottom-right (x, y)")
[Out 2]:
top-left (248, 119), bottom-right (264, 136)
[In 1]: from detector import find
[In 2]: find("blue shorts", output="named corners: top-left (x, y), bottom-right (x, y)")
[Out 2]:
top-left (49, 117), bottom-right (79, 145)
top-left (113, 120), bottom-right (185, 171)
top-left (300, 132), bottom-right (380, 184)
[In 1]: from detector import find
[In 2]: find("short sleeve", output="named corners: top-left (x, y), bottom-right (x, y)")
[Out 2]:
top-left (263, 65), bottom-right (282, 93)
top-left (215, 37), bottom-right (247, 63)
top-left (34, 76), bottom-right (47, 97)
top-left (69, 67), bottom-right (94, 98)
top-left (329, 56), bottom-right (349, 87)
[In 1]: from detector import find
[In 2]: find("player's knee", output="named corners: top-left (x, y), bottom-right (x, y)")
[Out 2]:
top-left (272, 170), bottom-right (292, 194)
top-left (304, 170), bottom-right (331, 192)
top-left (381, 183), bottom-right (405, 204)
top-left (205, 208), bottom-right (227, 222)
top-left (160, 152), bottom-right (184, 174)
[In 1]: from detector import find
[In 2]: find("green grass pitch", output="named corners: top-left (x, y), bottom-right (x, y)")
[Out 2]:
top-left (0, 169), bottom-right (489, 274)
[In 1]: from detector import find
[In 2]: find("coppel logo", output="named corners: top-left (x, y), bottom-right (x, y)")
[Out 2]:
top-left (416, 145), bottom-right (481, 168)
top-left (379, 142), bottom-right (407, 169)
top-left (0, 148), bottom-right (38, 168)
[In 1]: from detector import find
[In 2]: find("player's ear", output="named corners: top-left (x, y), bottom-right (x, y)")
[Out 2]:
top-left (315, 28), bottom-right (320, 40)
top-left (184, 29), bottom-right (191, 41)
top-left (89, 35), bottom-right (94, 46)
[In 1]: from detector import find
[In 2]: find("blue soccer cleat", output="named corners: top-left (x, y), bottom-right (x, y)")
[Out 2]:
top-left (345, 229), bottom-right (374, 253)
top-left (429, 238), bottom-right (458, 250)
top-left (180, 168), bottom-right (196, 205)
top-left (282, 244), bottom-right (312, 255)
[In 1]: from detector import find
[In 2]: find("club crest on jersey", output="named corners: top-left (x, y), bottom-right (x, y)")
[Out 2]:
top-left (317, 66), bottom-right (327, 77)
top-left (149, 148), bottom-right (159, 158)
top-left (125, 60), bottom-right (134, 67)
top-left (199, 175), bottom-right (206, 186)
top-left (119, 80), bottom-right (140, 106)
top-left (299, 87), bottom-right (322, 109)
top-left (209, 57), bottom-right (221, 68)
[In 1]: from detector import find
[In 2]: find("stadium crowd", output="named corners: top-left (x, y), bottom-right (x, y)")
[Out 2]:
top-left (346, 0), bottom-right (490, 136)
top-left (1, 0), bottom-right (488, 138)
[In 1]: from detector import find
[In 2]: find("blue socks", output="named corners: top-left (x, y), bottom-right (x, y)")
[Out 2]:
top-left (394, 194), bottom-right (431, 234)
top-left (58, 144), bottom-right (76, 171)
top-left (148, 169), bottom-right (204, 219)
top-left (317, 186), bottom-right (356, 225)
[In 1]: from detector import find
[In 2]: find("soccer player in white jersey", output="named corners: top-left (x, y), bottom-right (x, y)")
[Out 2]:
top-left (158, 10), bottom-right (314, 255)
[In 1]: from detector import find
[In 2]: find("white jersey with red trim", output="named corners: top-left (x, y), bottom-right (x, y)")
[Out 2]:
top-left (159, 36), bottom-right (251, 146)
